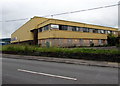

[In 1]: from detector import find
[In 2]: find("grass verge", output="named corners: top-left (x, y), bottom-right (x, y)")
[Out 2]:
top-left (1, 44), bottom-right (120, 62)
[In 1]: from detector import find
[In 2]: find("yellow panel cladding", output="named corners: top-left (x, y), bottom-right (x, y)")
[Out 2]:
top-left (11, 17), bottom-right (48, 43)
top-left (37, 18), bottom-right (118, 31)
top-left (38, 30), bottom-right (107, 39)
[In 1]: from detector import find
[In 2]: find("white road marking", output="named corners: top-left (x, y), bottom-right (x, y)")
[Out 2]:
top-left (17, 69), bottom-right (77, 81)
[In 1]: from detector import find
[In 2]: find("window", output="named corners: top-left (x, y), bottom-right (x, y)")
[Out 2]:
top-left (83, 27), bottom-right (89, 32)
top-left (76, 27), bottom-right (79, 31)
top-left (59, 25), bottom-right (68, 30)
top-left (71, 26), bottom-right (76, 31)
top-left (39, 25), bottom-right (50, 32)
top-left (105, 30), bottom-right (108, 34)
top-left (79, 39), bottom-right (84, 45)
top-left (38, 28), bottom-right (42, 32)
top-left (100, 30), bottom-right (105, 34)
top-left (98, 39), bottom-right (102, 44)
top-left (89, 28), bottom-right (93, 33)
top-left (76, 27), bottom-right (81, 31)
top-left (44, 25), bottom-right (49, 31)
top-left (107, 31), bottom-right (111, 34)
top-left (41, 27), bottom-right (44, 32)
top-left (97, 30), bottom-right (101, 33)
top-left (89, 40), bottom-right (93, 44)
top-left (102, 30), bottom-right (105, 34)
top-left (68, 26), bottom-right (72, 31)
top-left (93, 29), bottom-right (98, 33)
top-left (67, 39), bottom-right (72, 45)
top-left (79, 27), bottom-right (83, 32)
top-left (113, 31), bottom-right (116, 34)
top-left (110, 31), bottom-right (112, 33)
top-left (68, 26), bottom-right (80, 31)
top-left (51, 24), bottom-right (59, 29)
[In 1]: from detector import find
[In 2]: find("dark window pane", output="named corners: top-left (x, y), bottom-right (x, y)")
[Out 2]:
top-left (44, 25), bottom-right (49, 31)
top-left (83, 27), bottom-right (89, 32)
top-left (93, 29), bottom-right (98, 33)
top-left (59, 25), bottom-right (68, 30)
top-left (38, 28), bottom-right (42, 32)
top-left (72, 26), bottom-right (76, 31)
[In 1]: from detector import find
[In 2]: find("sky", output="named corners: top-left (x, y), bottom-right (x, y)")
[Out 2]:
top-left (0, 0), bottom-right (120, 38)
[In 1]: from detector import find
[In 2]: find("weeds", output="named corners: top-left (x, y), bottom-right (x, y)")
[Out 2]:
top-left (1, 44), bottom-right (120, 54)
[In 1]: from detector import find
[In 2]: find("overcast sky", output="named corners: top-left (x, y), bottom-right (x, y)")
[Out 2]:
top-left (0, 0), bottom-right (120, 38)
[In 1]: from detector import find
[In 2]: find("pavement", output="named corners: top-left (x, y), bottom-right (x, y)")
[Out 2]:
top-left (2, 54), bottom-right (119, 68)
top-left (2, 57), bottom-right (118, 84)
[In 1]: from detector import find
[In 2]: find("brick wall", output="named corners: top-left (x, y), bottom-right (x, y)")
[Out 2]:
top-left (38, 38), bottom-right (107, 47)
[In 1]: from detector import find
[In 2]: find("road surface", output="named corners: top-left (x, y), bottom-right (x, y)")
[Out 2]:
top-left (2, 57), bottom-right (118, 84)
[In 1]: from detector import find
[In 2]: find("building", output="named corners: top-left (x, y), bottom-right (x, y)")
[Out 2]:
top-left (11, 16), bottom-right (119, 47)
top-left (0, 38), bottom-right (11, 45)
top-left (117, 31), bottom-right (120, 44)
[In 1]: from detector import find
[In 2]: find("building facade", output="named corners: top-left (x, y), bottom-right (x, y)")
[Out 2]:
top-left (0, 38), bottom-right (11, 45)
top-left (11, 16), bottom-right (119, 47)
top-left (117, 31), bottom-right (120, 44)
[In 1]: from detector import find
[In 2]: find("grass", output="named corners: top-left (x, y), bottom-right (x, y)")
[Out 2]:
top-left (1, 44), bottom-right (120, 62)
top-left (1, 44), bottom-right (120, 54)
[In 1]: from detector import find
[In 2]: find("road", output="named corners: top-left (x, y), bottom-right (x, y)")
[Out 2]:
top-left (2, 57), bottom-right (118, 84)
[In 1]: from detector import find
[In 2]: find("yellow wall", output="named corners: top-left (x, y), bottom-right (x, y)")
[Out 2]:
top-left (11, 17), bottom-right (49, 43)
top-left (37, 18), bottom-right (118, 31)
top-left (38, 30), bottom-right (107, 39)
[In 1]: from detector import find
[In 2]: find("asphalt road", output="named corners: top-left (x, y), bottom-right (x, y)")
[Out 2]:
top-left (2, 57), bottom-right (118, 84)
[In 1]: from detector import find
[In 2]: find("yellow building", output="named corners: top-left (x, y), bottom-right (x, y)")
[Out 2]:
top-left (11, 16), bottom-right (119, 47)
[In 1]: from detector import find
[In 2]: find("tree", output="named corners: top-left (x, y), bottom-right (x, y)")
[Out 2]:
top-left (107, 34), bottom-right (118, 46)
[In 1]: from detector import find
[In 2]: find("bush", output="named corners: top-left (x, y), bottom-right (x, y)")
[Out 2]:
top-left (116, 44), bottom-right (120, 47)
top-left (1, 44), bottom-right (120, 62)
top-left (107, 34), bottom-right (118, 46)
top-left (1, 44), bottom-right (120, 54)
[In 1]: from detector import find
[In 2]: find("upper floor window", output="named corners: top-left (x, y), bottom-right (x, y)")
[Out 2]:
top-left (93, 29), bottom-right (98, 33)
top-left (44, 25), bottom-right (49, 31)
top-left (68, 26), bottom-right (72, 31)
top-left (59, 25), bottom-right (68, 30)
top-left (51, 24), bottom-right (59, 29)
top-left (38, 28), bottom-right (42, 32)
top-left (76, 27), bottom-right (81, 31)
top-left (113, 31), bottom-right (116, 34)
top-left (38, 24), bottom-right (114, 35)
top-left (105, 30), bottom-right (108, 34)
top-left (38, 25), bottom-right (50, 32)
top-left (100, 30), bottom-right (105, 34)
top-left (89, 28), bottom-right (93, 33)
top-left (41, 27), bottom-right (45, 32)
top-left (107, 30), bottom-right (112, 34)
top-left (83, 27), bottom-right (89, 32)
top-left (71, 26), bottom-right (76, 31)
